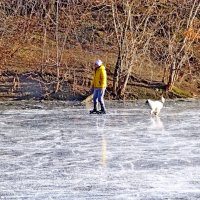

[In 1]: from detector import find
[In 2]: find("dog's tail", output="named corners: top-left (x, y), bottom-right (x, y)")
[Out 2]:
top-left (161, 96), bottom-right (165, 104)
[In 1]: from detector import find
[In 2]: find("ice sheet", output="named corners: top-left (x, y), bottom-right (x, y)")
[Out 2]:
top-left (0, 100), bottom-right (200, 199)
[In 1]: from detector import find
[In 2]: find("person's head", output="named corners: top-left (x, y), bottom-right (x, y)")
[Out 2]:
top-left (95, 59), bottom-right (103, 68)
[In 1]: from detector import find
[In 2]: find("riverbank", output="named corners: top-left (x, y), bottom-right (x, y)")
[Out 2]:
top-left (1, 69), bottom-right (200, 102)
top-left (0, 70), bottom-right (199, 102)
top-left (0, 1), bottom-right (199, 102)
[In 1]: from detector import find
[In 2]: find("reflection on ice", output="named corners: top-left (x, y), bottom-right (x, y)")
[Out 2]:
top-left (149, 116), bottom-right (164, 130)
top-left (95, 117), bottom-right (107, 168)
top-left (0, 100), bottom-right (200, 199)
top-left (101, 135), bottom-right (107, 168)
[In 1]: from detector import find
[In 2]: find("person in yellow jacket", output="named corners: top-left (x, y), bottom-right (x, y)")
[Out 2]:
top-left (90, 59), bottom-right (107, 114)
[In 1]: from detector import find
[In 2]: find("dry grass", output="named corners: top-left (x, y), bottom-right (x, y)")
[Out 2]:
top-left (0, 1), bottom-right (199, 100)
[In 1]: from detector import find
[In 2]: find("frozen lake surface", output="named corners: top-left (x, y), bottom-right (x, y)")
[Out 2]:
top-left (0, 99), bottom-right (200, 200)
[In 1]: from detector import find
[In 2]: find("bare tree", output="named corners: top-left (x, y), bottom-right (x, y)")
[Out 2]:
top-left (166, 0), bottom-right (200, 90)
top-left (111, 0), bottom-right (200, 98)
top-left (111, 0), bottom-right (162, 97)
top-left (1, 0), bottom-right (199, 99)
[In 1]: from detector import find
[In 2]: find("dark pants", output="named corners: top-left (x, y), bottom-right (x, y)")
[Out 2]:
top-left (93, 88), bottom-right (106, 111)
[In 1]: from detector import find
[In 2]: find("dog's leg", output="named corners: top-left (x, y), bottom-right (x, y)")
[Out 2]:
top-left (155, 109), bottom-right (160, 116)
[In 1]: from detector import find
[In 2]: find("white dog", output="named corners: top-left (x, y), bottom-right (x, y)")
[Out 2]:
top-left (146, 96), bottom-right (165, 115)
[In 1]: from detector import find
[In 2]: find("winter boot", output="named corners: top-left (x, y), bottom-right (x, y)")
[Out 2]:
top-left (99, 102), bottom-right (106, 114)
top-left (90, 109), bottom-right (98, 114)
top-left (90, 103), bottom-right (98, 114)
top-left (98, 110), bottom-right (106, 114)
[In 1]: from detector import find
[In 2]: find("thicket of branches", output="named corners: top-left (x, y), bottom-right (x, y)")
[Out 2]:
top-left (111, 0), bottom-right (200, 96)
top-left (0, 0), bottom-right (199, 98)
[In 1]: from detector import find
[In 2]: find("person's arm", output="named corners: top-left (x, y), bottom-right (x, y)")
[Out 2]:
top-left (100, 68), bottom-right (107, 88)
top-left (91, 71), bottom-right (95, 92)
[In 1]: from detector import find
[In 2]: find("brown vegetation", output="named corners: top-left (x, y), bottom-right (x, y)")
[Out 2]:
top-left (0, 0), bottom-right (199, 101)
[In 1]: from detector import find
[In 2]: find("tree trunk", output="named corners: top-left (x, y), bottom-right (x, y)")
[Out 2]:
top-left (112, 51), bottom-right (121, 95)
top-left (167, 62), bottom-right (176, 90)
top-left (55, 0), bottom-right (60, 93)
top-left (119, 64), bottom-right (132, 96)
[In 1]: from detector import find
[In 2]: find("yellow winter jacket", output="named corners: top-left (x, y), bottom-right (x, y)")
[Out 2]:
top-left (92, 64), bottom-right (107, 88)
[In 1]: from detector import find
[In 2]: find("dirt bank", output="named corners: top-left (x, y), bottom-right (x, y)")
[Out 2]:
top-left (1, 71), bottom-right (199, 102)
